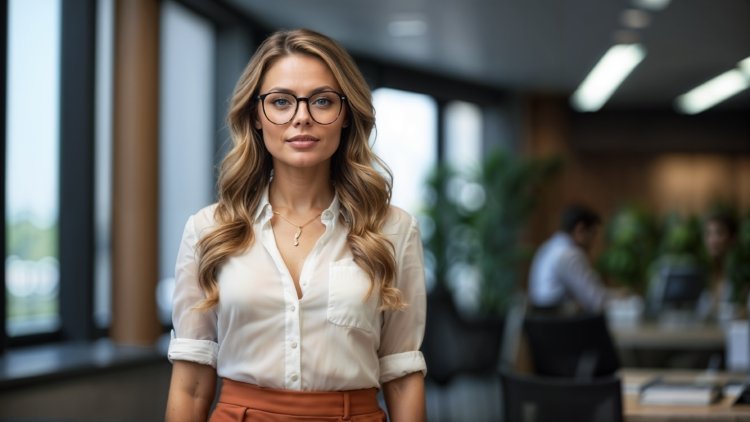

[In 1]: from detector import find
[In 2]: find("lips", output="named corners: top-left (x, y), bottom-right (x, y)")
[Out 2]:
top-left (286, 135), bottom-right (319, 149)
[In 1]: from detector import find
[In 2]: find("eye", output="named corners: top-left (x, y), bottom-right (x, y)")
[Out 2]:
top-left (311, 96), bottom-right (333, 107)
top-left (265, 93), bottom-right (295, 109)
top-left (271, 97), bottom-right (292, 107)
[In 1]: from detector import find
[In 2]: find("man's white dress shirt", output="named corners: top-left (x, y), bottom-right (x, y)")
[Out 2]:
top-left (528, 232), bottom-right (607, 312)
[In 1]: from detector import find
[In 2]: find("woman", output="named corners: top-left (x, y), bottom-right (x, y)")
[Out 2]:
top-left (165, 28), bottom-right (426, 422)
top-left (698, 210), bottom-right (741, 322)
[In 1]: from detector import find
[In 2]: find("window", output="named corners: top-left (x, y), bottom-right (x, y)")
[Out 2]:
top-left (371, 88), bottom-right (438, 216)
top-left (5, 0), bottom-right (62, 336)
top-left (444, 100), bottom-right (483, 175)
top-left (157, 0), bottom-right (217, 325)
top-left (94, 0), bottom-right (114, 329)
top-left (442, 100), bottom-right (484, 309)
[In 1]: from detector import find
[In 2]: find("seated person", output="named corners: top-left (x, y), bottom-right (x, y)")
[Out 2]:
top-left (697, 210), bottom-right (742, 321)
top-left (529, 204), bottom-right (613, 314)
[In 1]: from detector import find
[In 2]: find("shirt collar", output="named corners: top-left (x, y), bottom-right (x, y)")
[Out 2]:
top-left (252, 185), bottom-right (341, 225)
top-left (251, 186), bottom-right (270, 223)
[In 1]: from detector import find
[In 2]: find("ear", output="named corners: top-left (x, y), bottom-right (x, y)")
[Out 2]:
top-left (254, 118), bottom-right (262, 130)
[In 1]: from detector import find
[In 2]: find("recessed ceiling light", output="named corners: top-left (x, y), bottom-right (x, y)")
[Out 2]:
top-left (570, 44), bottom-right (647, 112)
top-left (620, 9), bottom-right (651, 29)
top-left (388, 17), bottom-right (427, 38)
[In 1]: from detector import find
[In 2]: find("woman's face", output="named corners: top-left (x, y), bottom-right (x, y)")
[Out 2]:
top-left (704, 220), bottom-right (732, 259)
top-left (255, 54), bottom-right (347, 173)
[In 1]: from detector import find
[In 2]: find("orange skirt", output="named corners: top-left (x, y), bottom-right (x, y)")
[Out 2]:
top-left (209, 378), bottom-right (387, 422)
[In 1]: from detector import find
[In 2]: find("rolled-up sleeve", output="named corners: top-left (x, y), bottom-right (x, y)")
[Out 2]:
top-left (378, 216), bottom-right (427, 383)
top-left (167, 214), bottom-right (219, 367)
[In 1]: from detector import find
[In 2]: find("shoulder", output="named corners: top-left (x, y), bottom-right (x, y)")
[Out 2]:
top-left (382, 205), bottom-right (419, 236)
top-left (188, 203), bottom-right (219, 236)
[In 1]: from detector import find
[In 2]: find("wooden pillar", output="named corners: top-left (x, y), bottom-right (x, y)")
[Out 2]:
top-left (112, 0), bottom-right (160, 345)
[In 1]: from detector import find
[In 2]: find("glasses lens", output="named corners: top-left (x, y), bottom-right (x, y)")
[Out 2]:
top-left (263, 93), bottom-right (297, 125)
top-left (308, 92), bottom-right (342, 124)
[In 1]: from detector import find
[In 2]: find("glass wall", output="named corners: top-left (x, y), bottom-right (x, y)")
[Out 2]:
top-left (371, 88), bottom-right (438, 216)
top-left (445, 100), bottom-right (482, 175)
top-left (442, 100), bottom-right (484, 309)
top-left (5, 0), bottom-right (62, 336)
top-left (94, 0), bottom-right (114, 329)
top-left (157, 0), bottom-right (217, 325)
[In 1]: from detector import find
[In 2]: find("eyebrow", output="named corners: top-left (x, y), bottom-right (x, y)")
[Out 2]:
top-left (261, 86), bottom-right (340, 95)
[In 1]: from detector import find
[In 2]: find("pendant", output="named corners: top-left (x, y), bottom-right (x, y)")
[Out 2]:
top-left (293, 228), bottom-right (302, 247)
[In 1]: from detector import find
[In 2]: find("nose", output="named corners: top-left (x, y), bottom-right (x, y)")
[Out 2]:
top-left (292, 99), bottom-right (312, 126)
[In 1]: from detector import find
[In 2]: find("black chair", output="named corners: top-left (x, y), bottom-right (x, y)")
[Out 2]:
top-left (421, 287), bottom-right (505, 385)
top-left (523, 312), bottom-right (620, 378)
top-left (499, 370), bottom-right (624, 422)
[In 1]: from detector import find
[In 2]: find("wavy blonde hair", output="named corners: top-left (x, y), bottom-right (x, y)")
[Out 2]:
top-left (196, 28), bottom-right (405, 311)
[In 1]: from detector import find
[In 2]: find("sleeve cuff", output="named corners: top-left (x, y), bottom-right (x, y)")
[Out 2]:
top-left (167, 333), bottom-right (219, 368)
top-left (379, 350), bottom-right (427, 384)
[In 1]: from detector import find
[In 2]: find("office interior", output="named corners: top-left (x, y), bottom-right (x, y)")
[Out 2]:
top-left (1, 0), bottom-right (749, 421)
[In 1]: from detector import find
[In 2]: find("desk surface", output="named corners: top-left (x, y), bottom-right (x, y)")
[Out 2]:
top-left (622, 368), bottom-right (750, 421)
top-left (611, 321), bottom-right (725, 350)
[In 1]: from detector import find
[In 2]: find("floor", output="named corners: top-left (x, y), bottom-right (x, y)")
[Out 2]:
top-left (425, 374), bottom-right (503, 422)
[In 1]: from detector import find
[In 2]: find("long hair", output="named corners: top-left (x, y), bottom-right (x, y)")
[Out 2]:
top-left (196, 28), bottom-right (404, 311)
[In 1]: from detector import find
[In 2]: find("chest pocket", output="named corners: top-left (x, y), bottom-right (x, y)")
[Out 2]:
top-left (327, 262), bottom-right (380, 333)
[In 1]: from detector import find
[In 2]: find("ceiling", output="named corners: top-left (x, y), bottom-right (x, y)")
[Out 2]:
top-left (226, 0), bottom-right (750, 112)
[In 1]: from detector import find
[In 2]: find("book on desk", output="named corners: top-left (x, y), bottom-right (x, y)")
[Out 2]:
top-left (639, 378), bottom-right (723, 405)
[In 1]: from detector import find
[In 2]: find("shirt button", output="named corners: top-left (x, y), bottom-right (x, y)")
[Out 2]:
top-left (291, 374), bottom-right (299, 382)
top-left (291, 341), bottom-right (298, 349)
top-left (322, 210), bottom-right (333, 219)
top-left (290, 305), bottom-right (296, 312)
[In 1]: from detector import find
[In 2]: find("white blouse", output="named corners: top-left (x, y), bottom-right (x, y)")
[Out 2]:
top-left (167, 191), bottom-right (427, 391)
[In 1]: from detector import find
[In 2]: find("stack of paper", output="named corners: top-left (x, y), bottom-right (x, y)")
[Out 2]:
top-left (639, 379), bottom-right (723, 405)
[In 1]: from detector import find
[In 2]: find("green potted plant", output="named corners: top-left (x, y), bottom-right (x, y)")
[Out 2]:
top-left (597, 204), bottom-right (659, 295)
top-left (421, 149), bottom-right (560, 317)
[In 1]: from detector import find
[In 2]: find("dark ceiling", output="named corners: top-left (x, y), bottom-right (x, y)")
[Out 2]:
top-left (227, 0), bottom-right (750, 112)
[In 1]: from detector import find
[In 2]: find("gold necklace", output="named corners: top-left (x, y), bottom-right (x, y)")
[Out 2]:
top-left (273, 211), bottom-right (322, 247)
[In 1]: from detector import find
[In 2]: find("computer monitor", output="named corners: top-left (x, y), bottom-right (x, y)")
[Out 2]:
top-left (647, 263), bottom-right (707, 316)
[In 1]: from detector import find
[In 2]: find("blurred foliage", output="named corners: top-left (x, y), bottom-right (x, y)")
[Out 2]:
top-left (597, 203), bottom-right (750, 305)
top-left (596, 205), bottom-right (659, 294)
top-left (6, 219), bottom-right (58, 260)
top-left (658, 212), bottom-right (704, 258)
top-left (421, 149), bottom-right (561, 317)
top-left (727, 212), bottom-right (750, 302)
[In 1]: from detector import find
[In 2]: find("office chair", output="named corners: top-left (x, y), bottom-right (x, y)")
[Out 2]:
top-left (499, 370), bottom-right (624, 422)
top-left (421, 287), bottom-right (505, 385)
top-left (523, 312), bottom-right (620, 378)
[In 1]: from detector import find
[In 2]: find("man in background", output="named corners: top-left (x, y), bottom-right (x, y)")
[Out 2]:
top-left (528, 204), bottom-right (611, 314)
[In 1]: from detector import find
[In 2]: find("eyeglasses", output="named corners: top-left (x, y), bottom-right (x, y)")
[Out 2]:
top-left (256, 90), bottom-right (347, 125)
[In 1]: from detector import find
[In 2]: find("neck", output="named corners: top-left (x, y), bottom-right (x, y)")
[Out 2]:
top-left (269, 167), bottom-right (334, 214)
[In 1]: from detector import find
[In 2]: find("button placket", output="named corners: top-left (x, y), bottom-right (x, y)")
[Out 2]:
top-left (284, 295), bottom-right (302, 389)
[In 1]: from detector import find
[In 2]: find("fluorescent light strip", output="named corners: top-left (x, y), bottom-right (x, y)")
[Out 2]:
top-left (571, 44), bottom-right (646, 112)
top-left (676, 56), bottom-right (750, 114)
top-left (739, 56), bottom-right (750, 76)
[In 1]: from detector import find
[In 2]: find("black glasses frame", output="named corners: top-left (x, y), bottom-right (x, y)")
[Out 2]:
top-left (256, 90), bottom-right (347, 125)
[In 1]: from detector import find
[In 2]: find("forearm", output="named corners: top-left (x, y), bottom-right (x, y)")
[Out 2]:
top-left (383, 371), bottom-right (426, 422)
top-left (165, 392), bottom-right (214, 422)
top-left (165, 361), bottom-right (217, 422)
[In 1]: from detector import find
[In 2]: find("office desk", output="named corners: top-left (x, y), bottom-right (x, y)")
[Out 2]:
top-left (611, 322), bottom-right (725, 351)
top-left (611, 321), bottom-right (726, 368)
top-left (622, 368), bottom-right (750, 421)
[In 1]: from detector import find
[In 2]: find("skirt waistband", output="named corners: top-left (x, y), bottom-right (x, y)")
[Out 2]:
top-left (218, 378), bottom-right (381, 418)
